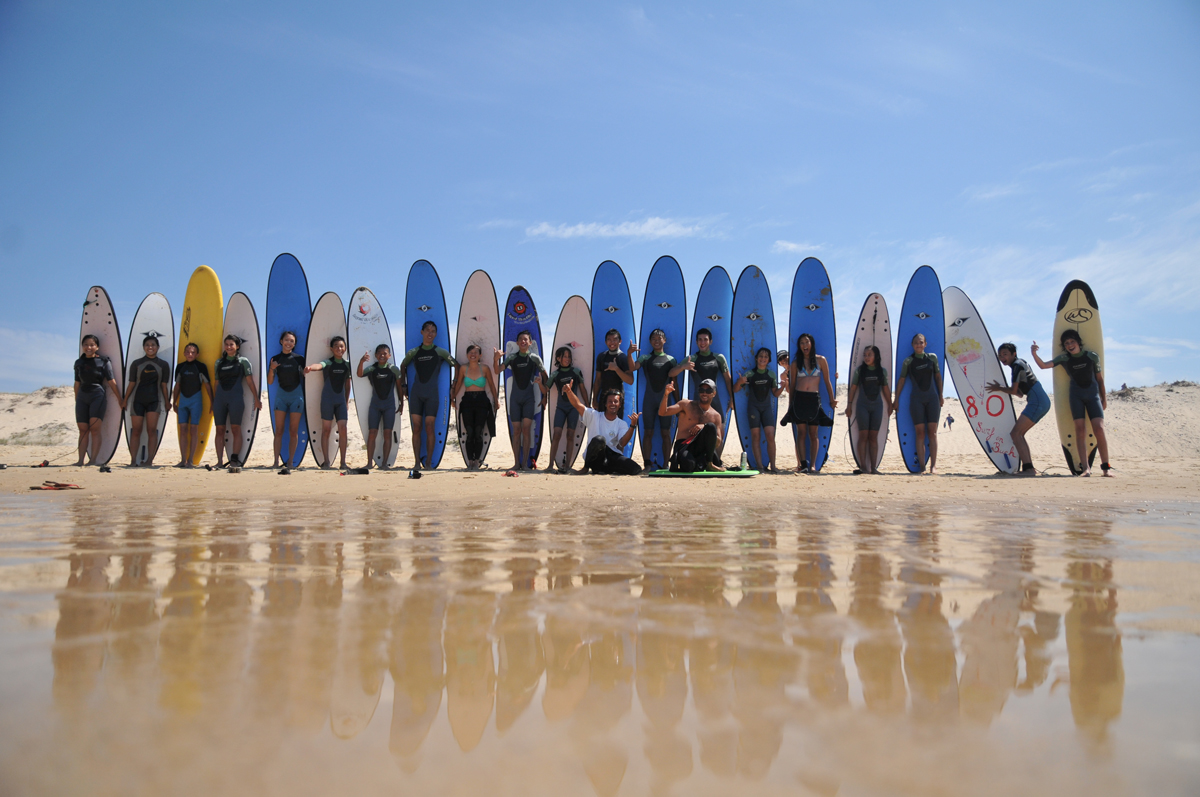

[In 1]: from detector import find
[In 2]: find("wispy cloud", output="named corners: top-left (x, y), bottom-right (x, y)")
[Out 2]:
top-left (962, 182), bottom-right (1021, 201)
top-left (478, 219), bottom-right (522, 230)
top-left (772, 240), bottom-right (822, 254)
top-left (525, 216), bottom-right (711, 240)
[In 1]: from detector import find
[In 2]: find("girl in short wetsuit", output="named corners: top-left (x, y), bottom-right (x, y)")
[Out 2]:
top-left (629, 329), bottom-right (684, 471)
top-left (451, 344), bottom-right (498, 470)
top-left (494, 331), bottom-right (547, 471)
top-left (733, 347), bottom-right (786, 473)
top-left (1032, 329), bottom-right (1112, 477)
top-left (172, 342), bottom-right (213, 467)
top-left (122, 335), bottom-right (172, 467)
top-left (357, 343), bottom-right (404, 469)
top-left (846, 345), bottom-right (891, 475)
top-left (545, 346), bottom-right (587, 473)
top-left (304, 336), bottom-right (352, 470)
top-left (212, 334), bottom-right (261, 469)
top-left (267, 330), bottom-right (305, 470)
top-left (893, 333), bottom-right (944, 474)
top-left (786, 333), bottom-right (836, 474)
top-left (73, 334), bottom-right (121, 466)
top-left (988, 342), bottom-right (1051, 475)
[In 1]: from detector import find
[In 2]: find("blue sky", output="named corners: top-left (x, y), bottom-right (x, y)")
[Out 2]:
top-left (1, 1), bottom-right (1197, 392)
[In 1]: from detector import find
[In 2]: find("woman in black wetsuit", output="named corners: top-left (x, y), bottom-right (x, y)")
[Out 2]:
top-left (212, 334), bottom-right (261, 469)
top-left (846, 345), bottom-right (891, 475)
top-left (1032, 329), bottom-right (1112, 477)
top-left (122, 334), bottom-right (172, 467)
top-left (545, 346), bottom-right (587, 473)
top-left (304, 336), bottom-right (352, 470)
top-left (733, 346), bottom-right (786, 473)
top-left (73, 334), bottom-right (121, 466)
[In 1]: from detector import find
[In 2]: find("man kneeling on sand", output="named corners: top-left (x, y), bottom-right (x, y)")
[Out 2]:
top-left (659, 379), bottom-right (725, 473)
top-left (561, 383), bottom-right (641, 475)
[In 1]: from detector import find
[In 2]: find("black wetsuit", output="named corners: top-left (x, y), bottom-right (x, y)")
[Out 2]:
top-left (594, 350), bottom-right (630, 409)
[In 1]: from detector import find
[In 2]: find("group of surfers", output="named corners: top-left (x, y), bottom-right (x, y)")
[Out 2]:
top-left (72, 324), bottom-right (1112, 477)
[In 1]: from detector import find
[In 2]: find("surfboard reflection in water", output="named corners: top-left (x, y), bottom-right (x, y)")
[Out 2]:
top-left (5, 497), bottom-right (1197, 794)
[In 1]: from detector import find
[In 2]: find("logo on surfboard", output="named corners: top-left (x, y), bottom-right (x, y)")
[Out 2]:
top-left (602, 305), bottom-right (620, 314)
top-left (950, 316), bottom-right (970, 328)
top-left (1065, 308), bottom-right (1093, 323)
top-left (805, 303), bottom-right (820, 312)
top-left (914, 312), bottom-right (933, 320)
top-left (513, 301), bottom-right (527, 315)
top-left (656, 302), bottom-right (673, 309)
top-left (704, 313), bottom-right (723, 321)
top-left (417, 304), bottom-right (431, 313)
top-left (745, 312), bottom-right (763, 321)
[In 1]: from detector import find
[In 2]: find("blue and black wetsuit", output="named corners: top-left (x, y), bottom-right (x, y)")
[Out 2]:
top-left (742, 368), bottom-right (777, 429)
top-left (363, 362), bottom-right (403, 429)
top-left (174, 360), bottom-right (210, 425)
top-left (499, 351), bottom-right (545, 422)
top-left (547, 365), bottom-right (585, 430)
top-left (271, 352), bottom-right (305, 414)
top-left (319, 357), bottom-right (352, 422)
top-left (1051, 350), bottom-right (1103, 420)
top-left (638, 352), bottom-right (678, 432)
top-left (1010, 357), bottom-right (1050, 423)
top-left (400, 345), bottom-right (456, 419)
top-left (900, 352), bottom-right (940, 425)
top-left (213, 354), bottom-right (252, 426)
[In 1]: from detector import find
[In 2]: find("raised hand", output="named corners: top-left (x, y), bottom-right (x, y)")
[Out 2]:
top-left (360, 352), bottom-right (370, 363)
top-left (682, 357), bottom-right (695, 371)
top-left (664, 382), bottom-right (676, 395)
top-left (628, 411), bottom-right (641, 424)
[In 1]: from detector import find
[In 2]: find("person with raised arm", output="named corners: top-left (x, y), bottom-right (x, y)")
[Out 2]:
top-left (986, 342), bottom-right (1051, 476)
top-left (659, 379), bottom-right (725, 473)
top-left (592, 328), bottom-right (635, 412)
top-left (562, 382), bottom-right (640, 475)
top-left (1031, 330), bottom-right (1112, 477)
top-left (357, 343), bottom-right (405, 469)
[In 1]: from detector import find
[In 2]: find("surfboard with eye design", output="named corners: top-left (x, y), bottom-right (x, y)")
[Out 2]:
top-left (590, 260), bottom-right (637, 457)
top-left (848, 292), bottom-right (892, 472)
top-left (690, 266), bottom-right (734, 434)
top-left (895, 265), bottom-right (946, 473)
top-left (405, 260), bottom-right (452, 469)
top-left (501, 285), bottom-right (544, 464)
top-left (265, 253), bottom-right (311, 468)
top-left (787, 257), bottom-right (837, 471)
top-left (731, 265), bottom-right (777, 470)
top-left (124, 292), bottom-right (173, 465)
top-left (637, 255), bottom-right (687, 470)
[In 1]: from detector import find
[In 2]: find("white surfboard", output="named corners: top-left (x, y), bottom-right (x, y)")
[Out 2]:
top-left (221, 292), bottom-right (261, 463)
top-left (349, 287), bottom-right (401, 467)
top-left (943, 287), bottom-right (1019, 473)
top-left (848, 293), bottom-right (892, 472)
top-left (79, 286), bottom-right (125, 466)
top-left (455, 271), bottom-right (500, 466)
top-left (305, 292), bottom-right (348, 468)
top-left (123, 293), bottom-right (174, 465)
top-left (547, 296), bottom-right (594, 469)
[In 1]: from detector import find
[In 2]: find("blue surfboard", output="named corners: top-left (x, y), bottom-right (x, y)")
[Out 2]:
top-left (895, 265), bottom-right (946, 473)
top-left (690, 266), bottom-right (734, 435)
top-left (265, 253), bottom-right (312, 468)
top-left (590, 260), bottom-right (637, 457)
top-left (501, 286), bottom-right (545, 465)
top-left (405, 260), bottom-right (452, 469)
top-left (787, 257), bottom-right (837, 471)
top-left (731, 266), bottom-right (777, 471)
top-left (636, 256), bottom-right (687, 470)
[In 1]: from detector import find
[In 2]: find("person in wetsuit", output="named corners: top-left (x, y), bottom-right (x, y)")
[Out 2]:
top-left (679, 327), bottom-right (733, 455)
top-left (212, 334), bottom-right (261, 469)
top-left (592, 328), bottom-right (634, 412)
top-left (122, 335), bottom-right (172, 467)
top-left (73, 334), bottom-right (121, 466)
top-left (733, 347), bottom-right (786, 472)
top-left (987, 342), bottom-right (1051, 476)
top-left (546, 346), bottom-right (587, 473)
top-left (1032, 329), bottom-right (1112, 477)
top-left (562, 383), bottom-right (641, 475)
top-left (629, 329), bottom-right (685, 471)
top-left (494, 330), bottom-right (547, 471)
top-left (172, 342), bottom-right (213, 468)
top-left (304, 335), bottom-right (353, 470)
top-left (785, 333), bottom-right (837, 474)
top-left (357, 343), bottom-right (404, 470)
top-left (893, 332), bottom-right (944, 474)
top-left (401, 321), bottom-right (457, 470)
top-left (846, 344), bottom-right (891, 475)
top-left (660, 378), bottom-right (726, 473)
top-left (267, 330), bottom-right (305, 470)
top-left (451, 344), bottom-right (498, 470)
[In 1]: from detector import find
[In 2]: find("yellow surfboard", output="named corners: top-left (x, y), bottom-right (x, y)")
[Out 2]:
top-left (179, 266), bottom-right (223, 465)
top-left (1051, 280), bottom-right (1104, 473)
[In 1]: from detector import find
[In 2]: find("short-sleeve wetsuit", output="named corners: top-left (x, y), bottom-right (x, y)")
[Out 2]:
top-left (1010, 357), bottom-right (1051, 423)
top-left (899, 352), bottom-right (941, 425)
top-left (637, 351), bottom-right (678, 432)
top-left (499, 351), bottom-right (545, 422)
top-left (318, 357), bottom-right (352, 422)
top-left (74, 355), bottom-right (114, 423)
top-left (213, 354), bottom-right (253, 426)
top-left (852, 364), bottom-right (887, 432)
top-left (363, 362), bottom-right (403, 429)
top-left (174, 360), bottom-right (210, 425)
top-left (594, 350), bottom-right (630, 411)
top-left (742, 368), bottom-right (777, 429)
top-left (691, 351), bottom-right (729, 414)
top-left (1051, 350), bottom-right (1103, 420)
top-left (128, 356), bottom-right (171, 417)
top-left (547, 365), bottom-right (585, 430)
top-left (271, 352), bottom-right (305, 414)
top-left (400, 345), bottom-right (456, 419)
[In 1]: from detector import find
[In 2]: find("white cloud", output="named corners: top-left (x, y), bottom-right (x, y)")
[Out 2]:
top-left (962, 182), bottom-right (1021, 201)
top-left (525, 216), bottom-right (710, 240)
top-left (772, 240), bottom-right (822, 254)
top-left (478, 219), bottom-right (522, 230)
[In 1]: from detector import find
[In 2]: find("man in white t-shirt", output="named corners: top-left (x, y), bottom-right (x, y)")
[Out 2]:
top-left (561, 383), bottom-right (641, 475)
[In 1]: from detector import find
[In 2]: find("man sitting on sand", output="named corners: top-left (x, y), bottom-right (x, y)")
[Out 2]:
top-left (658, 378), bottom-right (725, 473)
top-left (561, 382), bottom-right (641, 475)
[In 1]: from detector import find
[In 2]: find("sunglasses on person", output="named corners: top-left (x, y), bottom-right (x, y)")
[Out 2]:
top-left (698, 386), bottom-right (715, 393)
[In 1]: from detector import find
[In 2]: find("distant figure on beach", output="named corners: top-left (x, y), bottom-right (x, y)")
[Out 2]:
top-left (545, 346), bottom-right (587, 474)
top-left (944, 414), bottom-right (954, 431)
top-left (494, 330), bottom-right (545, 471)
top-left (304, 335), bottom-right (352, 470)
top-left (987, 342), bottom-right (1051, 476)
top-left (172, 342), bottom-right (212, 468)
top-left (733, 346), bottom-right (786, 473)
top-left (212, 334), bottom-right (260, 469)
top-left (123, 334), bottom-right (171, 467)
top-left (357, 343), bottom-right (404, 469)
top-left (893, 332), bottom-right (944, 474)
top-left (592, 328), bottom-right (634, 412)
top-left (629, 328), bottom-right (685, 471)
top-left (561, 383), bottom-right (640, 475)
top-left (451, 344), bottom-right (497, 471)
top-left (846, 344), bottom-right (891, 475)
top-left (403, 320), bottom-right (457, 470)
top-left (783, 333), bottom-right (836, 474)
top-left (1032, 331), bottom-right (1113, 477)
top-left (678, 327), bottom-right (733, 454)
top-left (267, 330), bottom-right (305, 470)
top-left (73, 333), bottom-right (121, 466)
top-left (659, 379), bottom-right (725, 473)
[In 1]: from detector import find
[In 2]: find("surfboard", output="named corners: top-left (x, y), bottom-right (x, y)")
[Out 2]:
top-left (637, 256), bottom-right (687, 470)
top-left (895, 266), bottom-right (946, 473)
top-left (847, 293), bottom-right (892, 472)
top-left (221, 292), bottom-right (261, 463)
top-left (123, 293), bottom-right (173, 465)
top-left (305, 291), bottom-right (347, 468)
top-left (178, 266), bottom-right (223, 466)
top-left (501, 286), bottom-right (544, 464)
top-left (646, 469), bottom-right (759, 478)
top-left (942, 286), bottom-right (1019, 473)
top-left (79, 286), bottom-right (125, 466)
top-left (590, 260), bottom-right (637, 457)
top-left (405, 260), bottom-right (452, 469)
top-left (1052, 280), bottom-right (1105, 473)
top-left (731, 266), bottom-right (777, 471)
top-left (265, 253), bottom-right (311, 468)
top-left (689, 267), bottom-right (734, 431)
top-left (548, 295), bottom-right (594, 469)
top-left (349, 287), bottom-right (401, 468)
top-left (787, 257), bottom-right (837, 471)
top-left (454, 270), bottom-right (500, 467)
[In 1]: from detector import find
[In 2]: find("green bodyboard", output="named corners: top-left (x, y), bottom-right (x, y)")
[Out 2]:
top-left (646, 469), bottom-right (759, 478)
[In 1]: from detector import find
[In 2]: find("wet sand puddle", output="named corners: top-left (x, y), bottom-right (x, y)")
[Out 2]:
top-left (1, 497), bottom-right (1198, 796)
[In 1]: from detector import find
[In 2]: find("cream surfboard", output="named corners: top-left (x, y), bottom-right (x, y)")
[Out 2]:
top-left (221, 292), bottom-right (262, 464)
top-left (79, 286), bottom-right (125, 466)
top-left (123, 293), bottom-right (173, 465)
top-left (454, 270), bottom-right (500, 467)
top-left (178, 266), bottom-right (223, 465)
top-left (305, 292), bottom-right (348, 468)
top-left (1052, 280), bottom-right (1104, 473)
top-left (348, 287), bottom-right (401, 468)
top-left (547, 295), bottom-right (594, 470)
top-left (847, 293), bottom-right (892, 472)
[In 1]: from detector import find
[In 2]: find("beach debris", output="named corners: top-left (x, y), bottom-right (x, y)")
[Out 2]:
top-left (30, 481), bottom-right (81, 490)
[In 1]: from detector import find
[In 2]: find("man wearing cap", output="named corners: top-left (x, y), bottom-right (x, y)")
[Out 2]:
top-left (658, 378), bottom-right (725, 473)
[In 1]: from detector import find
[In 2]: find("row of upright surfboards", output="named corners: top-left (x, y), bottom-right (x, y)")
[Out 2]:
top-left (79, 254), bottom-right (1104, 474)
